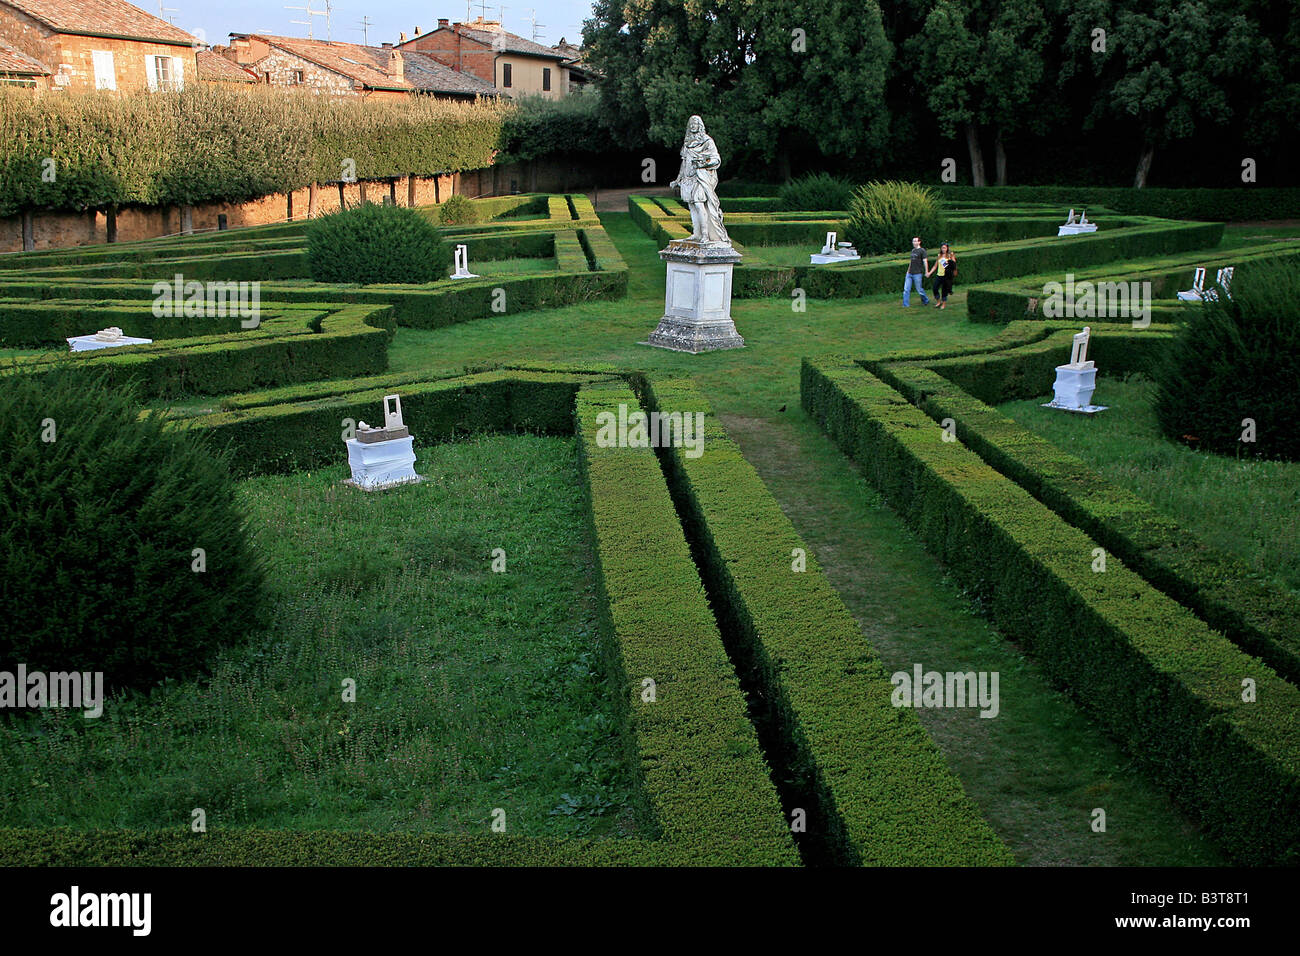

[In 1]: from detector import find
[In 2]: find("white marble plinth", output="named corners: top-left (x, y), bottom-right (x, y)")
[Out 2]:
top-left (1045, 363), bottom-right (1106, 413)
top-left (644, 240), bottom-right (745, 353)
top-left (344, 435), bottom-right (422, 490)
top-left (68, 334), bottom-right (153, 352)
top-left (1057, 223), bottom-right (1098, 237)
top-left (810, 250), bottom-right (860, 265)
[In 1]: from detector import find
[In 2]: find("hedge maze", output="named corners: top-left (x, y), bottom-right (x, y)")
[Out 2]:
top-left (5, 188), bottom-right (1294, 867)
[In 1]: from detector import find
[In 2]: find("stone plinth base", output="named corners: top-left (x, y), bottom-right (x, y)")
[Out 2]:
top-left (1046, 363), bottom-right (1106, 413)
top-left (344, 435), bottom-right (422, 491)
top-left (68, 334), bottom-right (152, 352)
top-left (1057, 223), bottom-right (1098, 236)
top-left (644, 240), bottom-right (745, 353)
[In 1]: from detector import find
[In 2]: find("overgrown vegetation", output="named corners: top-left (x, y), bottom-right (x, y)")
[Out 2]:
top-left (437, 194), bottom-right (479, 226)
top-left (776, 172), bottom-right (855, 211)
top-left (842, 180), bottom-right (944, 255)
top-left (0, 370), bottom-right (265, 693)
top-left (307, 203), bottom-right (452, 284)
top-left (1153, 269), bottom-right (1300, 460)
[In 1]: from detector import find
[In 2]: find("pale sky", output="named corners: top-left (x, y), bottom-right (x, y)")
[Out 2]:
top-left (174, 0), bottom-right (596, 50)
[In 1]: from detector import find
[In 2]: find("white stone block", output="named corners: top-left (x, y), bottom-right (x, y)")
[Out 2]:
top-left (344, 436), bottom-right (421, 491)
top-left (67, 334), bottom-right (152, 352)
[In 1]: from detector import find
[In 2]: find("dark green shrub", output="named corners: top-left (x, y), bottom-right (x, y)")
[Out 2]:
top-left (776, 172), bottom-right (854, 211)
top-left (0, 370), bottom-right (265, 694)
top-left (437, 194), bottom-right (479, 226)
top-left (1154, 268), bottom-right (1300, 460)
top-left (307, 202), bottom-right (452, 284)
top-left (843, 180), bottom-right (943, 256)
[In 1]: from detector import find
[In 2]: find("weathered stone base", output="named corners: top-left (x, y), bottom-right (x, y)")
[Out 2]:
top-left (643, 240), bottom-right (745, 354)
top-left (645, 315), bottom-right (746, 353)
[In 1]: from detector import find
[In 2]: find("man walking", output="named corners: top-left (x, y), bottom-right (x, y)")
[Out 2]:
top-left (903, 236), bottom-right (929, 307)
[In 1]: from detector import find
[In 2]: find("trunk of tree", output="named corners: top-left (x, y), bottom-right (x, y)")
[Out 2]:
top-left (965, 122), bottom-right (987, 187)
top-left (285, 192), bottom-right (293, 222)
top-left (106, 206), bottom-right (117, 243)
top-left (1134, 142), bottom-right (1156, 188)
top-left (407, 174), bottom-right (416, 207)
top-left (337, 182), bottom-right (346, 210)
top-left (776, 143), bottom-right (792, 183)
top-left (181, 205), bottom-right (193, 235)
top-left (307, 182), bottom-right (318, 219)
top-left (21, 210), bottom-right (34, 251)
top-left (994, 132), bottom-right (1007, 186)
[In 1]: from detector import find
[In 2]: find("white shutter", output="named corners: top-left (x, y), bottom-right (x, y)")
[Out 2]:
top-left (91, 50), bottom-right (116, 90)
top-left (172, 56), bottom-right (184, 90)
top-left (144, 55), bottom-right (157, 91)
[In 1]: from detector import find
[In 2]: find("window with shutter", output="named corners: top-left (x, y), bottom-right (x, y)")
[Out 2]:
top-left (542, 67), bottom-right (550, 92)
top-left (502, 63), bottom-right (511, 88)
top-left (91, 50), bottom-right (115, 90)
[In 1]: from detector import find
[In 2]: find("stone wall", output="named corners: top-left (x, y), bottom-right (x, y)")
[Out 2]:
top-left (0, 154), bottom-right (658, 252)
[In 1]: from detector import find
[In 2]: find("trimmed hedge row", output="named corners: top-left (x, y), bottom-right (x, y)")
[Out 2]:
top-left (938, 186), bottom-right (1300, 223)
top-left (873, 360), bottom-right (1300, 685)
top-left (965, 240), bottom-right (1300, 323)
top-left (628, 194), bottom-right (689, 246)
top-left (802, 357), bottom-right (1300, 864)
top-left (0, 300), bottom-right (316, 348)
top-left (553, 230), bottom-right (589, 272)
top-left (1, 304), bottom-right (393, 399)
top-left (0, 828), bottom-right (690, 867)
top-left (639, 376), bottom-right (1013, 865)
top-left (575, 381), bottom-right (798, 864)
top-left (179, 369), bottom-right (586, 478)
top-left (731, 221), bottom-right (1224, 299)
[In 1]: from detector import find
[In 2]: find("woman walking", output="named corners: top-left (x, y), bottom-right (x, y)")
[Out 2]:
top-left (928, 243), bottom-right (957, 310)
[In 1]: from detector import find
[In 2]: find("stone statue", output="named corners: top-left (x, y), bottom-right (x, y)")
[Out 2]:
top-left (669, 115), bottom-right (731, 247)
top-left (1069, 326), bottom-right (1092, 367)
top-left (1066, 208), bottom-right (1077, 225)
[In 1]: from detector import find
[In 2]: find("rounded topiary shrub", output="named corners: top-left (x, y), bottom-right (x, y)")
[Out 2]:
top-left (842, 180), bottom-right (944, 256)
top-left (437, 193), bottom-right (479, 226)
top-left (0, 370), bottom-right (266, 694)
top-left (777, 172), bottom-right (854, 211)
top-left (1153, 267), bottom-right (1300, 460)
top-left (307, 202), bottom-right (452, 284)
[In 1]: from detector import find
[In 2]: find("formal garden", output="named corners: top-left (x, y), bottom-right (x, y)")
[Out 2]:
top-left (2, 165), bottom-right (1298, 867)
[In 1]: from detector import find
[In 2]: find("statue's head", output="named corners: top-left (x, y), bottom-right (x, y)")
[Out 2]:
top-left (687, 115), bottom-right (705, 134)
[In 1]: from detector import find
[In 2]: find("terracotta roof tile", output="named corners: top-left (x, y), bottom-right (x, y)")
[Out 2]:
top-left (0, 39), bottom-right (49, 74)
top-left (1, 0), bottom-right (198, 45)
top-left (243, 35), bottom-right (498, 96)
top-left (196, 49), bottom-right (256, 83)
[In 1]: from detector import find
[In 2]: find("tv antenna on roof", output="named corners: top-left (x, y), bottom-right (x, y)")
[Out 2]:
top-left (525, 8), bottom-right (545, 41)
top-left (355, 15), bottom-right (372, 45)
top-left (285, 3), bottom-right (327, 40)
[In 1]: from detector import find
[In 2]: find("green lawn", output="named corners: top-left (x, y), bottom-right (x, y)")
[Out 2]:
top-left (1000, 376), bottom-right (1300, 596)
top-left (0, 434), bottom-right (645, 838)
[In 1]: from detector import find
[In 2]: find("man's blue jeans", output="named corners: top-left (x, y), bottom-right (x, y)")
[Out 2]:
top-left (903, 272), bottom-right (929, 306)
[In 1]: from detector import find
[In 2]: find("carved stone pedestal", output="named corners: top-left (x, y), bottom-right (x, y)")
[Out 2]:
top-left (643, 240), bottom-right (745, 353)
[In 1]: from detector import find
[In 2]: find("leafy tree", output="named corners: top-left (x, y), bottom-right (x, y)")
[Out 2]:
top-left (905, 0), bottom-right (1047, 185)
top-left (582, 0), bottom-right (892, 176)
top-left (1103, 0), bottom-right (1261, 186)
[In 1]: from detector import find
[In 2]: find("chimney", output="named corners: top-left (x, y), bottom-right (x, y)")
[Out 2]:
top-left (381, 42), bottom-right (392, 49)
top-left (399, 31), bottom-right (407, 43)
top-left (414, 26), bottom-right (421, 35)
top-left (388, 50), bottom-right (404, 80)
top-left (438, 18), bottom-right (449, 28)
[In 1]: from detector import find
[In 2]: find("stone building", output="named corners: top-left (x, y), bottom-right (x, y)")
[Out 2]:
top-left (0, 0), bottom-right (198, 92)
top-left (397, 18), bottom-right (569, 99)
top-left (0, 37), bottom-right (47, 87)
top-left (222, 33), bottom-right (498, 100)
